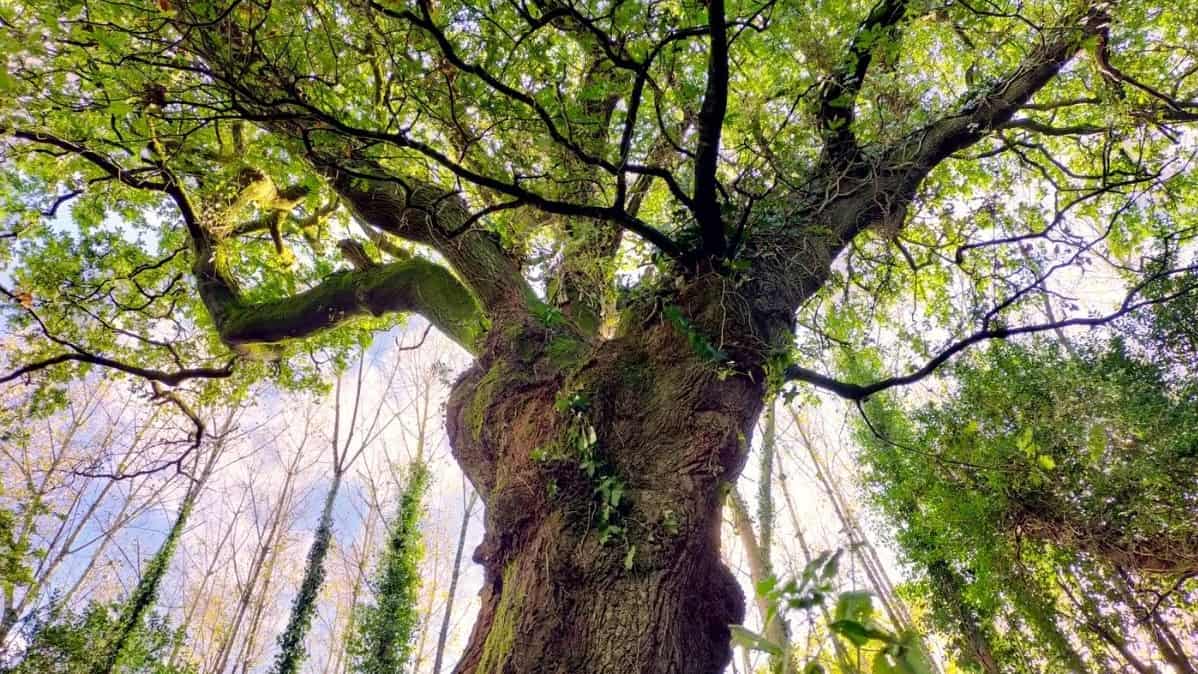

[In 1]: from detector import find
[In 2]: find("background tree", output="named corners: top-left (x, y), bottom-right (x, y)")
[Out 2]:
top-left (852, 314), bottom-right (1198, 672)
top-left (2, 0), bottom-right (1198, 672)
top-left (347, 461), bottom-right (429, 674)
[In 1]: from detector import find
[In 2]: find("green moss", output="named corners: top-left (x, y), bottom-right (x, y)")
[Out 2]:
top-left (476, 562), bottom-right (521, 674)
top-left (468, 363), bottom-right (507, 442)
top-left (545, 335), bottom-right (584, 368)
top-left (213, 258), bottom-right (486, 353)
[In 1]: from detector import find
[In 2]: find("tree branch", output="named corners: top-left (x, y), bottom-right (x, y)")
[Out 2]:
top-left (206, 256), bottom-right (485, 354)
top-left (827, 3), bottom-right (1111, 244)
top-left (692, 0), bottom-right (730, 258)
top-left (7, 129), bottom-right (488, 354)
top-left (784, 264), bottom-right (1198, 400)
top-left (816, 0), bottom-right (909, 158)
top-left (0, 351), bottom-right (234, 386)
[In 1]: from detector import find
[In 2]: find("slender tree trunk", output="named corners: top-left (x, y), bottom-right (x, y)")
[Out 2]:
top-left (926, 561), bottom-right (1002, 674)
top-left (433, 487), bottom-right (478, 674)
top-left (211, 464), bottom-right (301, 674)
top-left (1006, 572), bottom-right (1089, 673)
top-left (273, 469), bottom-right (344, 674)
top-left (445, 321), bottom-right (759, 674)
top-left (237, 531), bottom-right (287, 673)
top-left (237, 449), bottom-right (306, 673)
top-left (330, 508), bottom-right (375, 674)
top-left (0, 418), bottom-right (80, 643)
top-left (412, 563), bottom-right (436, 674)
top-left (728, 490), bottom-right (789, 673)
top-left (167, 512), bottom-right (237, 671)
top-left (98, 481), bottom-right (201, 674)
top-left (727, 404), bottom-right (788, 672)
top-left (776, 464), bottom-right (855, 673)
top-left (1112, 568), bottom-right (1196, 674)
top-left (789, 410), bottom-right (911, 633)
top-left (59, 480), bottom-right (151, 608)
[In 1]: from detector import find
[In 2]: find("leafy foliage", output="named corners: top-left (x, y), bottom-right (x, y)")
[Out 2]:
top-left (854, 330), bottom-right (1198, 671)
top-left (1, 0), bottom-right (1198, 668)
top-left (0, 503), bottom-right (34, 604)
top-left (272, 478), bottom-right (341, 674)
top-left (2, 601), bottom-right (193, 674)
top-left (738, 551), bottom-right (935, 674)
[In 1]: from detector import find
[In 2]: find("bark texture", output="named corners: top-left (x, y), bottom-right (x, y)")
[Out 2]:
top-left (445, 300), bottom-right (764, 674)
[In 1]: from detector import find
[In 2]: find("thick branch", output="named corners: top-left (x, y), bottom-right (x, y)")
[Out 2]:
top-left (827, 4), bottom-right (1110, 243)
top-left (318, 160), bottom-right (536, 319)
top-left (205, 256), bottom-right (485, 353)
top-left (692, 0), bottom-right (730, 257)
top-left (8, 129), bottom-right (487, 354)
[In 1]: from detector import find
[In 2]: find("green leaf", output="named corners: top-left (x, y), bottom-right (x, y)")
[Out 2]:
top-left (833, 590), bottom-right (874, 625)
top-left (1087, 426), bottom-right (1106, 464)
top-left (755, 575), bottom-right (777, 598)
top-left (828, 619), bottom-right (893, 647)
top-left (873, 651), bottom-right (904, 674)
top-left (729, 625), bottom-right (783, 656)
top-left (1016, 426), bottom-right (1036, 456)
top-left (0, 63), bottom-right (15, 93)
top-left (820, 549), bottom-right (843, 580)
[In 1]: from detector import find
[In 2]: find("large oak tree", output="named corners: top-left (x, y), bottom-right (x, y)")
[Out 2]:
top-left (2, 0), bottom-right (1196, 671)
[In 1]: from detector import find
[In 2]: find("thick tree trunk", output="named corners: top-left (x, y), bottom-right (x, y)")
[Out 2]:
top-left (445, 315), bottom-right (763, 674)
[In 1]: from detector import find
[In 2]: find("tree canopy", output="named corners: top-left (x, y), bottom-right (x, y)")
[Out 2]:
top-left (1, 0), bottom-right (1194, 397)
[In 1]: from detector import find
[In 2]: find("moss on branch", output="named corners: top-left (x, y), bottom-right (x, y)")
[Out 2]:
top-left (204, 256), bottom-right (485, 353)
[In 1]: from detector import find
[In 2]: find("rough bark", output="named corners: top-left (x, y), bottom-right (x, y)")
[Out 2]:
top-left (445, 307), bottom-right (762, 674)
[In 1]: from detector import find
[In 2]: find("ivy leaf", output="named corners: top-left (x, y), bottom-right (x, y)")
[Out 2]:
top-left (1087, 426), bottom-right (1106, 465)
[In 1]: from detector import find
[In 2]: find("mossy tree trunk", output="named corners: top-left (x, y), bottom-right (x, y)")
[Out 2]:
top-left (444, 300), bottom-right (766, 674)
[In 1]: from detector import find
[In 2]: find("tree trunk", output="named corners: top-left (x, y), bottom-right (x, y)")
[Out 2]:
top-left (445, 317), bottom-right (762, 674)
top-left (211, 460), bottom-right (301, 674)
top-left (1111, 568), bottom-right (1196, 674)
top-left (433, 487), bottom-right (478, 674)
top-left (790, 409), bottom-right (911, 633)
top-left (273, 469), bottom-right (343, 674)
top-left (926, 561), bottom-right (1002, 674)
top-left (728, 490), bottom-right (789, 673)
